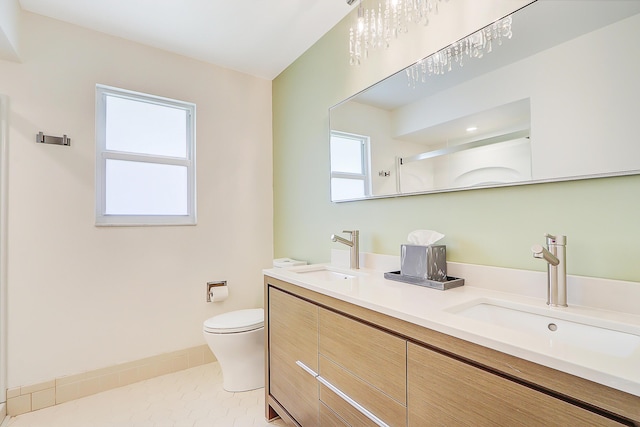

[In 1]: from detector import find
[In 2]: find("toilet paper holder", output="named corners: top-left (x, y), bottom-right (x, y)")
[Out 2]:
top-left (206, 281), bottom-right (227, 302)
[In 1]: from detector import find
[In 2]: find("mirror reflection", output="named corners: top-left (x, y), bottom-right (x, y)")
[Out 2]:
top-left (329, 1), bottom-right (640, 202)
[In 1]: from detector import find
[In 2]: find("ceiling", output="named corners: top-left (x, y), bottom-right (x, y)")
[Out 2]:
top-left (18, 0), bottom-right (355, 80)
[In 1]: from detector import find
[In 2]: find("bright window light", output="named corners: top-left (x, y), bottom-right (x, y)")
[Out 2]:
top-left (330, 131), bottom-right (370, 201)
top-left (96, 85), bottom-right (196, 226)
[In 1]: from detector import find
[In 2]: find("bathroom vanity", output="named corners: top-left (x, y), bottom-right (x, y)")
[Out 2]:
top-left (263, 263), bottom-right (640, 426)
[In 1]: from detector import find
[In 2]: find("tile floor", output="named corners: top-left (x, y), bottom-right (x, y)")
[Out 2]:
top-left (5, 363), bottom-right (287, 427)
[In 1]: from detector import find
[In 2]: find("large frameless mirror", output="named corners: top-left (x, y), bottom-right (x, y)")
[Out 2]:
top-left (329, 0), bottom-right (640, 202)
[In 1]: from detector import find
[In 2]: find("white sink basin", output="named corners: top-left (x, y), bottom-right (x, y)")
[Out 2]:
top-left (448, 299), bottom-right (640, 358)
top-left (291, 266), bottom-right (359, 281)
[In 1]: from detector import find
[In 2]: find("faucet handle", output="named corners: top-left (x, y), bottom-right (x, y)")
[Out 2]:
top-left (532, 244), bottom-right (560, 266)
top-left (545, 233), bottom-right (566, 246)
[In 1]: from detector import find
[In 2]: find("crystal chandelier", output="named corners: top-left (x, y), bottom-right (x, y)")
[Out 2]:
top-left (405, 15), bottom-right (513, 87)
top-left (348, 0), bottom-right (450, 66)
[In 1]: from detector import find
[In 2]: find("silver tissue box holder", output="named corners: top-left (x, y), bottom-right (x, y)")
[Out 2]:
top-left (386, 244), bottom-right (463, 290)
top-left (400, 244), bottom-right (447, 281)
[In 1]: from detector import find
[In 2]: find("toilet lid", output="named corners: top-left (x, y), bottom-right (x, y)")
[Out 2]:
top-left (203, 308), bottom-right (264, 333)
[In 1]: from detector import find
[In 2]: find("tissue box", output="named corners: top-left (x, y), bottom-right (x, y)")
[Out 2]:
top-left (400, 244), bottom-right (447, 281)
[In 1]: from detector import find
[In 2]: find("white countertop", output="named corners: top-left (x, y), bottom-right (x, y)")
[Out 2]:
top-left (264, 253), bottom-right (640, 397)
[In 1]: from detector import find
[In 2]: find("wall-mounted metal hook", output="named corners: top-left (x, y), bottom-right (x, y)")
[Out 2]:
top-left (37, 132), bottom-right (71, 146)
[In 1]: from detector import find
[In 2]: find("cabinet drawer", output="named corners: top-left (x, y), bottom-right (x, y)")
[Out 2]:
top-left (319, 308), bottom-right (406, 405)
top-left (319, 355), bottom-right (407, 427)
top-left (320, 383), bottom-right (378, 427)
top-left (319, 401), bottom-right (349, 427)
top-left (407, 342), bottom-right (627, 426)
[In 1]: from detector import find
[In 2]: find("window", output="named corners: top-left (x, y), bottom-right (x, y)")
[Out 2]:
top-left (330, 131), bottom-right (370, 201)
top-left (96, 85), bottom-right (196, 225)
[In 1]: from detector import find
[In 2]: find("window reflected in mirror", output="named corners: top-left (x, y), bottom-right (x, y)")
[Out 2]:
top-left (330, 131), bottom-right (370, 201)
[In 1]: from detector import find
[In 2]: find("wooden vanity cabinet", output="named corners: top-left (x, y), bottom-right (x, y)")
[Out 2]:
top-left (267, 284), bottom-right (407, 427)
top-left (267, 287), bottom-right (319, 426)
top-left (265, 277), bottom-right (640, 427)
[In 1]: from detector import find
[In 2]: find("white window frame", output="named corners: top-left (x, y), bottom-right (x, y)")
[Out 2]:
top-left (95, 84), bottom-right (196, 226)
top-left (330, 131), bottom-right (371, 201)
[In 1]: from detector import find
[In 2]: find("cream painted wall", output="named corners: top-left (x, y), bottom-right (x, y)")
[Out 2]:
top-left (0, 12), bottom-right (273, 387)
top-left (273, 0), bottom-right (640, 283)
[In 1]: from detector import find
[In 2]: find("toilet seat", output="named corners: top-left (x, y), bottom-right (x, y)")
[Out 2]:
top-left (203, 308), bottom-right (264, 334)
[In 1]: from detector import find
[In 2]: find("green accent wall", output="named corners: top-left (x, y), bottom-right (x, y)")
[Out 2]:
top-left (273, 1), bottom-right (640, 283)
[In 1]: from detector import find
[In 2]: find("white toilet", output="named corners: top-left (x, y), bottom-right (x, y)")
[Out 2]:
top-left (203, 308), bottom-right (265, 392)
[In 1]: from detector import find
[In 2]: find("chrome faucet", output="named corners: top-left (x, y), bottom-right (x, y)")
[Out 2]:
top-left (331, 230), bottom-right (360, 269)
top-left (531, 233), bottom-right (567, 307)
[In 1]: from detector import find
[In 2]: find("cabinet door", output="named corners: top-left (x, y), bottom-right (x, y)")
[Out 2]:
top-left (407, 342), bottom-right (625, 426)
top-left (269, 288), bottom-right (319, 426)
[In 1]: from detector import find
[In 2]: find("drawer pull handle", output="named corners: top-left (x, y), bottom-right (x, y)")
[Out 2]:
top-left (317, 375), bottom-right (390, 427)
top-left (295, 360), bottom-right (319, 378)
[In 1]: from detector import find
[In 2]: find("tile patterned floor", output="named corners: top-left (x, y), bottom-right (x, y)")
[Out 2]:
top-left (6, 363), bottom-right (287, 427)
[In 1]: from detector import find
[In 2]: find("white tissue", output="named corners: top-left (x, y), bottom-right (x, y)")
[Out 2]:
top-left (407, 229), bottom-right (445, 246)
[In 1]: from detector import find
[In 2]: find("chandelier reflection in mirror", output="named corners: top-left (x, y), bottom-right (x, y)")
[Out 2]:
top-left (406, 15), bottom-right (513, 87)
top-left (348, 0), bottom-right (450, 65)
